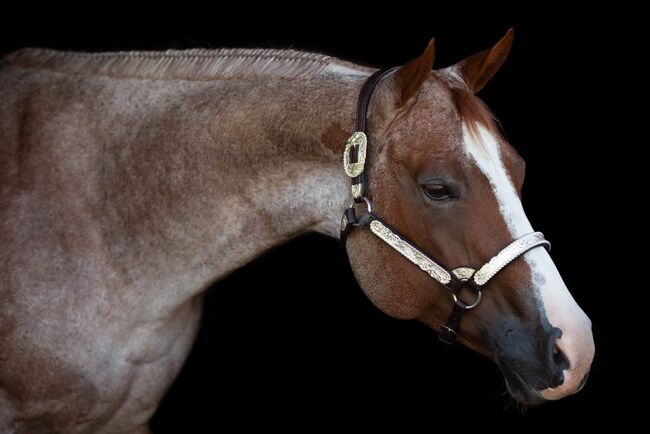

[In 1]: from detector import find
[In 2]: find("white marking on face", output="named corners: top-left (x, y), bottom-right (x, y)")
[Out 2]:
top-left (462, 123), bottom-right (594, 399)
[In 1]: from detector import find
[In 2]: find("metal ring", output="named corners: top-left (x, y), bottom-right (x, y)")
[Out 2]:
top-left (452, 289), bottom-right (482, 310)
top-left (362, 196), bottom-right (372, 213)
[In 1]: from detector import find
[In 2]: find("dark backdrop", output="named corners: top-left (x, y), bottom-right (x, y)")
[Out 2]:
top-left (1, 6), bottom-right (635, 431)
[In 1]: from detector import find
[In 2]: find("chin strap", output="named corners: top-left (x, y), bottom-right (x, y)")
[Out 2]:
top-left (340, 68), bottom-right (551, 344)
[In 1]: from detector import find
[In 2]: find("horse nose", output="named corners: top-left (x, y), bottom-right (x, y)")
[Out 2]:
top-left (540, 315), bottom-right (594, 400)
top-left (548, 328), bottom-right (570, 388)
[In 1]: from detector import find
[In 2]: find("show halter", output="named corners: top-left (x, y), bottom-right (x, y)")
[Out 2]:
top-left (340, 68), bottom-right (550, 344)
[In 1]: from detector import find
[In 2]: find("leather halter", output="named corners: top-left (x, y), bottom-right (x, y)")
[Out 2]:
top-left (340, 68), bottom-right (551, 344)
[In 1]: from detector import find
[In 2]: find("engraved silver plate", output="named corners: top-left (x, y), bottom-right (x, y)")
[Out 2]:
top-left (369, 220), bottom-right (452, 285)
top-left (473, 232), bottom-right (550, 286)
top-left (351, 183), bottom-right (362, 199)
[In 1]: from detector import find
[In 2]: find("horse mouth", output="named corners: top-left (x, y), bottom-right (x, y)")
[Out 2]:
top-left (503, 370), bottom-right (547, 406)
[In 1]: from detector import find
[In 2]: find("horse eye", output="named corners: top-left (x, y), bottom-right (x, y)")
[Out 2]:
top-left (422, 183), bottom-right (453, 200)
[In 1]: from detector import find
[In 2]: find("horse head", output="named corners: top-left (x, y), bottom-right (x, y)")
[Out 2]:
top-left (344, 30), bottom-right (594, 405)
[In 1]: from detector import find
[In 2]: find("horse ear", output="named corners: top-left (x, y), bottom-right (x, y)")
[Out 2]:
top-left (446, 28), bottom-right (514, 93)
top-left (394, 38), bottom-right (435, 106)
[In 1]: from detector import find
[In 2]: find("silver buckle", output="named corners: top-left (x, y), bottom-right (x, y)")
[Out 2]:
top-left (343, 131), bottom-right (367, 178)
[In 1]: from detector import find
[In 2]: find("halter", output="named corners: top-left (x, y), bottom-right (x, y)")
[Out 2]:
top-left (340, 68), bottom-right (551, 344)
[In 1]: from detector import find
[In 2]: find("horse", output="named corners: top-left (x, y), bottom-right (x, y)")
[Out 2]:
top-left (0, 30), bottom-right (594, 432)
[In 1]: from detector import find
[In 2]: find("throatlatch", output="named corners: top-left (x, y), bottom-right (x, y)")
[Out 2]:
top-left (339, 68), bottom-right (550, 344)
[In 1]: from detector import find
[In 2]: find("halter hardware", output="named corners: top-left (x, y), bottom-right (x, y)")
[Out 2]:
top-left (340, 68), bottom-right (551, 344)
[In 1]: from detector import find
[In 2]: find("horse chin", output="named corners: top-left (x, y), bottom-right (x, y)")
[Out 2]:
top-left (502, 369), bottom-right (547, 406)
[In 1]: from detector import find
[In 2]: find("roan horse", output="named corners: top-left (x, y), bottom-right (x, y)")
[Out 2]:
top-left (0, 30), bottom-right (594, 432)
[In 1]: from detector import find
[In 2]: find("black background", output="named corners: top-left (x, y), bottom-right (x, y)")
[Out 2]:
top-left (1, 5), bottom-right (636, 431)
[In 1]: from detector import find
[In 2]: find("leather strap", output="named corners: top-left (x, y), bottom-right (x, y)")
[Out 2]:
top-left (350, 67), bottom-right (397, 203)
top-left (355, 67), bottom-right (398, 132)
top-left (439, 305), bottom-right (464, 345)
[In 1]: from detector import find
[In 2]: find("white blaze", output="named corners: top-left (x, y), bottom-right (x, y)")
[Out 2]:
top-left (462, 123), bottom-right (594, 399)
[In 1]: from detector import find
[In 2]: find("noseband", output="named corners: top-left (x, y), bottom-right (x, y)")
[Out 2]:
top-left (340, 68), bottom-right (551, 345)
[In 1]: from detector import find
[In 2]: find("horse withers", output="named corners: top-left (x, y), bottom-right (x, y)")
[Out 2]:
top-left (0, 30), bottom-right (594, 432)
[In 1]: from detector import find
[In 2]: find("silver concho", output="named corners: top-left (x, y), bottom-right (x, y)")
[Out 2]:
top-left (451, 267), bottom-right (476, 281)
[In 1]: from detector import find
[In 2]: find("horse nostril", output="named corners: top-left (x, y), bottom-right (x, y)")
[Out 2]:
top-left (550, 342), bottom-right (570, 387)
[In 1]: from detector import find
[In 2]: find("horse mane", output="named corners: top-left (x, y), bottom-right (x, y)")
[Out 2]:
top-left (6, 47), bottom-right (500, 140)
top-left (4, 48), bottom-right (335, 81)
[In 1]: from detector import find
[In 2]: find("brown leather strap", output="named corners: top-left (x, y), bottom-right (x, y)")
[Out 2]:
top-left (439, 305), bottom-right (464, 345)
top-left (355, 67), bottom-right (398, 132)
top-left (351, 67), bottom-right (398, 202)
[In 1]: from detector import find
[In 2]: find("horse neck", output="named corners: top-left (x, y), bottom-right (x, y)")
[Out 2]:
top-left (203, 71), bottom-right (363, 250)
top-left (108, 66), bottom-right (369, 305)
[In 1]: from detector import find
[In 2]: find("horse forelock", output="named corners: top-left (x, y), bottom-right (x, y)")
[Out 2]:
top-left (449, 86), bottom-right (503, 145)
